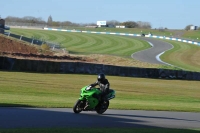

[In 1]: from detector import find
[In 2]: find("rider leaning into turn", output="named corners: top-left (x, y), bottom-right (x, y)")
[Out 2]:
top-left (89, 73), bottom-right (110, 102)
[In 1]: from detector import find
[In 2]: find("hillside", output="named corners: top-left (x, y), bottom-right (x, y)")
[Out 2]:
top-left (0, 34), bottom-right (161, 68)
top-left (0, 35), bottom-right (94, 62)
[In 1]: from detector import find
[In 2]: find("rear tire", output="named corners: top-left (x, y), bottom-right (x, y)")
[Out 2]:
top-left (96, 100), bottom-right (109, 114)
top-left (73, 99), bottom-right (83, 113)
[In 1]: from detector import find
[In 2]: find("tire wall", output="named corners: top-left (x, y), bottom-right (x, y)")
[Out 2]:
top-left (0, 56), bottom-right (200, 81)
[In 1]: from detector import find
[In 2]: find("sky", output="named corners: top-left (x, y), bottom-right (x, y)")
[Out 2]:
top-left (1, 0), bottom-right (200, 29)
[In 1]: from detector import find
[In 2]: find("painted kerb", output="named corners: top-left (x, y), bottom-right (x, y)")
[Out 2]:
top-left (44, 28), bottom-right (200, 46)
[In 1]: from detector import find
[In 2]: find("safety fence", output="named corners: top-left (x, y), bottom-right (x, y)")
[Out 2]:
top-left (0, 56), bottom-right (199, 81)
top-left (4, 32), bottom-right (62, 50)
top-left (44, 28), bottom-right (200, 46)
top-left (2, 28), bottom-right (200, 81)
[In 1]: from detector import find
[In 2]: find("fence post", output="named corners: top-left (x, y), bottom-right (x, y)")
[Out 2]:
top-left (20, 35), bottom-right (23, 40)
top-left (8, 32), bottom-right (11, 37)
top-left (31, 38), bottom-right (34, 45)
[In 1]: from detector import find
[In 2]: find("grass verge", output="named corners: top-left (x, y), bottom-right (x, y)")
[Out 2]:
top-left (0, 71), bottom-right (199, 112)
top-left (160, 40), bottom-right (200, 72)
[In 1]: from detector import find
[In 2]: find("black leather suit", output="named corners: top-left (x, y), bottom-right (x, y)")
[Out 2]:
top-left (90, 79), bottom-right (110, 100)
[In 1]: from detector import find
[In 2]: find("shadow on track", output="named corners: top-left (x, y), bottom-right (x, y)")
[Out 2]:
top-left (0, 107), bottom-right (199, 133)
top-left (0, 107), bottom-right (154, 128)
top-left (105, 113), bottom-right (200, 123)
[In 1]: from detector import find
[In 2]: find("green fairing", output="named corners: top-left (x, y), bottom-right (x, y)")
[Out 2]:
top-left (73, 85), bottom-right (115, 114)
top-left (106, 90), bottom-right (115, 99)
top-left (79, 86), bottom-right (102, 109)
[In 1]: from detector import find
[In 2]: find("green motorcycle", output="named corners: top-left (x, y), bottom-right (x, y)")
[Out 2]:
top-left (73, 85), bottom-right (115, 114)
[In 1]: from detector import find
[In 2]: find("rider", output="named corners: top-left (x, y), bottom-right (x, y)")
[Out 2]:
top-left (89, 73), bottom-right (110, 102)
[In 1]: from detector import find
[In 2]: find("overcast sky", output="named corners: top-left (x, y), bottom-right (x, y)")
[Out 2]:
top-left (1, 0), bottom-right (200, 29)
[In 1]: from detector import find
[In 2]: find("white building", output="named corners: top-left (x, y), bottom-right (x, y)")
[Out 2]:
top-left (190, 25), bottom-right (198, 30)
top-left (97, 21), bottom-right (106, 27)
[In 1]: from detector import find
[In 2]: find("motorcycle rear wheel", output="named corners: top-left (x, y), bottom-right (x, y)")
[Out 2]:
top-left (73, 99), bottom-right (83, 113)
top-left (96, 100), bottom-right (109, 114)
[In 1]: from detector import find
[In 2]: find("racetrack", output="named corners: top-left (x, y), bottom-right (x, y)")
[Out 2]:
top-left (0, 108), bottom-right (200, 129)
top-left (131, 37), bottom-right (173, 65)
top-left (2, 29), bottom-right (199, 130)
top-left (9, 28), bottom-right (179, 67)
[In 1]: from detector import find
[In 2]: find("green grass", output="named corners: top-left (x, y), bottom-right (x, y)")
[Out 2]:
top-left (59, 27), bottom-right (200, 41)
top-left (0, 128), bottom-right (199, 133)
top-left (10, 28), bottom-right (151, 57)
top-left (9, 28), bottom-right (200, 72)
top-left (182, 30), bottom-right (200, 41)
top-left (160, 40), bottom-right (200, 72)
top-left (10, 27), bottom-right (200, 41)
top-left (0, 71), bottom-right (200, 112)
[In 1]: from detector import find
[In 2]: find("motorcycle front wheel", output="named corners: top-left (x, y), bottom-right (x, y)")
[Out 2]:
top-left (73, 99), bottom-right (83, 113)
top-left (96, 100), bottom-right (109, 114)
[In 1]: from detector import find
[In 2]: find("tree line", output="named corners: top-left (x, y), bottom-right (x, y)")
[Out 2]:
top-left (5, 16), bottom-right (200, 30)
top-left (5, 15), bottom-right (152, 29)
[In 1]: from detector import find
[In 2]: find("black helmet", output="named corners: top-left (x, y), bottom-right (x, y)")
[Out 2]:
top-left (97, 73), bottom-right (105, 82)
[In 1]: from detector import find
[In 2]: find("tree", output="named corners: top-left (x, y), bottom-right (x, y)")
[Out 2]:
top-left (51, 21), bottom-right (60, 27)
top-left (107, 20), bottom-right (121, 26)
top-left (4, 15), bottom-right (153, 29)
top-left (122, 21), bottom-right (138, 28)
top-left (47, 15), bottom-right (53, 26)
top-left (5, 16), bottom-right (46, 24)
top-left (185, 24), bottom-right (193, 31)
top-left (142, 22), bottom-right (151, 29)
top-left (5, 16), bottom-right (21, 22)
top-left (137, 21), bottom-right (151, 29)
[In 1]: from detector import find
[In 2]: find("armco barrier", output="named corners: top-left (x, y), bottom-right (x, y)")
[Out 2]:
top-left (0, 56), bottom-right (200, 81)
top-left (5, 33), bottom-right (61, 49)
top-left (8, 33), bottom-right (43, 45)
top-left (44, 28), bottom-right (200, 46)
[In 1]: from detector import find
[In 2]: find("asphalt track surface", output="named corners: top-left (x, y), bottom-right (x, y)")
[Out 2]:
top-left (0, 108), bottom-right (200, 129)
top-left (131, 37), bottom-right (173, 65)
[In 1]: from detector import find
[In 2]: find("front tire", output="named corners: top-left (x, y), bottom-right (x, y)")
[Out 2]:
top-left (73, 99), bottom-right (83, 113)
top-left (96, 100), bottom-right (109, 114)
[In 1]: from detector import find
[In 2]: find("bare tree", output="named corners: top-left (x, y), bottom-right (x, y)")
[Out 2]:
top-left (122, 21), bottom-right (138, 28)
top-left (47, 15), bottom-right (53, 26)
top-left (4, 15), bottom-right (152, 29)
top-left (5, 16), bottom-right (46, 24)
top-left (5, 16), bottom-right (21, 22)
top-left (185, 24), bottom-right (193, 31)
top-left (137, 21), bottom-right (151, 29)
top-left (107, 20), bottom-right (121, 26)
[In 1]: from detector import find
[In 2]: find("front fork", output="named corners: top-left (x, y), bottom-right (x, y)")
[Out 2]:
top-left (78, 98), bottom-right (88, 110)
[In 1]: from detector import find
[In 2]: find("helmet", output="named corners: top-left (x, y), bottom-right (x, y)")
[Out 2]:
top-left (97, 73), bottom-right (105, 82)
